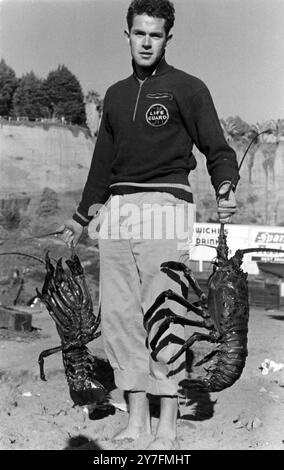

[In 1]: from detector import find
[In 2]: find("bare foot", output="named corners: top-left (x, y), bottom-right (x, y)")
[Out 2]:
top-left (113, 425), bottom-right (152, 441)
top-left (113, 391), bottom-right (151, 441)
top-left (146, 437), bottom-right (180, 450)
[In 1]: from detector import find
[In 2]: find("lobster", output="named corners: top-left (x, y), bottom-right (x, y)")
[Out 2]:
top-left (36, 248), bottom-right (109, 406)
top-left (144, 127), bottom-right (284, 393)
top-left (144, 224), bottom-right (284, 392)
top-left (0, 249), bottom-right (111, 409)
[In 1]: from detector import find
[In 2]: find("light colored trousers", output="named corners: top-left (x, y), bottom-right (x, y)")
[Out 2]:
top-left (91, 192), bottom-right (195, 396)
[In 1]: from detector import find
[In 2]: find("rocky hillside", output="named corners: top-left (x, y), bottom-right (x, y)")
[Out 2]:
top-left (1, 121), bottom-right (284, 226)
top-left (0, 122), bottom-right (94, 196)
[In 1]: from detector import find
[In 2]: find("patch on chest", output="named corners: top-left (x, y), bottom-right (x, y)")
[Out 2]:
top-left (146, 92), bottom-right (173, 100)
top-left (145, 103), bottom-right (169, 127)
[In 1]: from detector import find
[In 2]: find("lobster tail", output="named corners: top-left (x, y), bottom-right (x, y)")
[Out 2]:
top-left (62, 346), bottom-right (108, 406)
top-left (181, 328), bottom-right (248, 392)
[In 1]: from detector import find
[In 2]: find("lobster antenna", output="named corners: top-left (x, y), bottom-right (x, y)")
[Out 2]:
top-left (0, 252), bottom-right (44, 264)
top-left (219, 128), bottom-right (273, 233)
top-left (22, 228), bottom-right (66, 241)
top-left (238, 129), bottom-right (273, 173)
top-left (227, 128), bottom-right (273, 195)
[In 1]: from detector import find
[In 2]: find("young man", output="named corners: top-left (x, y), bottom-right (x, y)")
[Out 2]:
top-left (61, 0), bottom-right (239, 450)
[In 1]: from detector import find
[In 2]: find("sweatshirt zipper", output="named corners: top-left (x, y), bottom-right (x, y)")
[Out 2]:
top-left (133, 78), bottom-right (147, 122)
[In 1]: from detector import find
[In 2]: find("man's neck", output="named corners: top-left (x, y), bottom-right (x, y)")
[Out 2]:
top-left (134, 64), bottom-right (156, 80)
top-left (133, 54), bottom-right (165, 80)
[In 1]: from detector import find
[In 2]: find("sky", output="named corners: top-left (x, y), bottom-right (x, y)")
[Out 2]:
top-left (0, 0), bottom-right (283, 124)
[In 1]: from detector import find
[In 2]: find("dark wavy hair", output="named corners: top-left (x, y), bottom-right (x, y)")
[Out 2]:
top-left (126, 0), bottom-right (175, 36)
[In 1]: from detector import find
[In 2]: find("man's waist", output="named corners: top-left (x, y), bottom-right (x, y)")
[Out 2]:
top-left (109, 182), bottom-right (194, 203)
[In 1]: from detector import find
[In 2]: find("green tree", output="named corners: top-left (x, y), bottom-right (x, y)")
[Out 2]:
top-left (12, 71), bottom-right (48, 119)
top-left (44, 65), bottom-right (86, 125)
top-left (0, 58), bottom-right (18, 117)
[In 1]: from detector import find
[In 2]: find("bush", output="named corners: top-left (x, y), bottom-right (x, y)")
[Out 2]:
top-left (36, 187), bottom-right (59, 217)
top-left (0, 200), bottom-right (21, 230)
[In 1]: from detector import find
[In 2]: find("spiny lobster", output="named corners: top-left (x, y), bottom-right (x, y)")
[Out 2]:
top-left (144, 224), bottom-right (284, 392)
top-left (144, 128), bottom-right (284, 393)
top-left (0, 249), bottom-right (111, 409)
top-left (36, 248), bottom-right (108, 406)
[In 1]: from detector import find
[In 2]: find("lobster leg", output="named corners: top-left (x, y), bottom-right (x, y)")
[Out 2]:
top-left (144, 289), bottom-right (204, 331)
top-left (167, 331), bottom-right (218, 364)
top-left (149, 313), bottom-right (208, 353)
top-left (38, 345), bottom-right (62, 380)
top-left (153, 331), bottom-right (215, 363)
top-left (161, 261), bottom-right (207, 302)
top-left (41, 300), bottom-right (73, 337)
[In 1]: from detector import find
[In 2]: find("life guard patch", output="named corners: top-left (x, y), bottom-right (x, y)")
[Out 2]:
top-left (146, 103), bottom-right (169, 127)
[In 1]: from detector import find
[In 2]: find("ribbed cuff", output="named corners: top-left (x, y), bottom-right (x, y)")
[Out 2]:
top-left (72, 210), bottom-right (92, 227)
top-left (217, 180), bottom-right (236, 195)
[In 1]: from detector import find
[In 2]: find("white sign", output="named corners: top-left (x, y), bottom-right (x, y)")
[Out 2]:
top-left (189, 223), bottom-right (284, 275)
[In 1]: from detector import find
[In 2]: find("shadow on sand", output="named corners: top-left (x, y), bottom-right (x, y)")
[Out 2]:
top-left (266, 314), bottom-right (284, 321)
top-left (64, 435), bottom-right (102, 450)
top-left (179, 348), bottom-right (216, 421)
top-left (145, 349), bottom-right (216, 423)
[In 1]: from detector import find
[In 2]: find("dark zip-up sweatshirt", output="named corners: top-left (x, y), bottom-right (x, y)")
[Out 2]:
top-left (73, 58), bottom-right (239, 226)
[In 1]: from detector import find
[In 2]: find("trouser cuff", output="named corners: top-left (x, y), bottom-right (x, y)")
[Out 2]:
top-left (146, 376), bottom-right (179, 396)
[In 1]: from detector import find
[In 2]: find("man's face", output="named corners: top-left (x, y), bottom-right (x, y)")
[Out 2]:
top-left (126, 14), bottom-right (171, 69)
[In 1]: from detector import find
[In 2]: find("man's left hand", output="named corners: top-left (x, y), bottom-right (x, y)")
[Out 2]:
top-left (217, 182), bottom-right (237, 223)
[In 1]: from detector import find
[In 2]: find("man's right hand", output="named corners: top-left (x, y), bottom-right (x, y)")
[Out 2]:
top-left (58, 219), bottom-right (84, 248)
